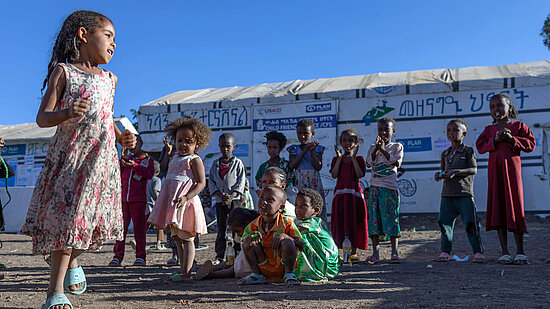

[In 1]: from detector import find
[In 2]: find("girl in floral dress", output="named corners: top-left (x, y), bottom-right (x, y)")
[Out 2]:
top-left (21, 10), bottom-right (136, 309)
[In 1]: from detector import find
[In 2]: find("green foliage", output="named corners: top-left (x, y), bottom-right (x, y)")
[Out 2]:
top-left (129, 108), bottom-right (139, 130)
top-left (542, 14), bottom-right (550, 49)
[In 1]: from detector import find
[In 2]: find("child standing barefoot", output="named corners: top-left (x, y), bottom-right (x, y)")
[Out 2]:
top-left (365, 118), bottom-right (403, 264)
top-left (148, 116), bottom-right (211, 281)
top-left (288, 119), bottom-right (326, 220)
top-left (20, 10), bottom-right (136, 309)
top-left (476, 94), bottom-right (535, 265)
top-left (330, 128), bottom-right (368, 263)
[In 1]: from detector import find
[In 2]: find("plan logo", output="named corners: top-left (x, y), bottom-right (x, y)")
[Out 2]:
top-left (306, 103), bottom-right (332, 113)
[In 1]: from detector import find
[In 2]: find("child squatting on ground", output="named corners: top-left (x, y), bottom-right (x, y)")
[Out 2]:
top-left (434, 119), bottom-right (485, 263)
top-left (209, 133), bottom-right (247, 263)
top-left (330, 128), bottom-right (369, 263)
top-left (288, 119), bottom-right (327, 221)
top-left (475, 94), bottom-right (535, 265)
top-left (365, 117), bottom-right (404, 264)
top-left (239, 185), bottom-right (303, 285)
top-left (20, 10), bottom-right (137, 309)
top-left (195, 208), bottom-right (258, 280)
top-left (110, 135), bottom-right (154, 266)
top-left (294, 188), bottom-right (340, 282)
top-left (147, 116), bottom-right (211, 282)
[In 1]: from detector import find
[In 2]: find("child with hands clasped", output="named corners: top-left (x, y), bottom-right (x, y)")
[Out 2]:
top-left (434, 120), bottom-right (485, 263)
top-left (294, 188), bottom-right (340, 282)
top-left (148, 116), bottom-right (211, 282)
top-left (110, 135), bottom-right (154, 267)
top-left (330, 128), bottom-right (369, 263)
top-left (365, 118), bottom-right (404, 264)
top-left (288, 119), bottom-right (326, 220)
top-left (475, 94), bottom-right (535, 265)
top-left (209, 133), bottom-right (247, 262)
top-left (20, 10), bottom-right (136, 309)
top-left (239, 185), bottom-right (303, 285)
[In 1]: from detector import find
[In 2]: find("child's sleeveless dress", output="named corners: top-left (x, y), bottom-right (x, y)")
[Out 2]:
top-left (21, 63), bottom-right (123, 254)
top-left (147, 154), bottom-right (208, 234)
top-left (330, 156), bottom-right (369, 250)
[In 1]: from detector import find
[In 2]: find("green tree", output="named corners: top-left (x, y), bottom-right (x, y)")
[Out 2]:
top-left (542, 14), bottom-right (550, 49)
top-left (129, 108), bottom-right (139, 131)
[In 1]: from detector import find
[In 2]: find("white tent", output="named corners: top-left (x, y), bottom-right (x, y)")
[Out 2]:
top-left (138, 60), bottom-right (550, 215)
top-left (0, 118), bottom-right (137, 232)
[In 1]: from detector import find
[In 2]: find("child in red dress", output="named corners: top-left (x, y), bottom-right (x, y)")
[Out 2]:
top-left (476, 94), bottom-right (535, 265)
top-left (330, 128), bottom-right (368, 263)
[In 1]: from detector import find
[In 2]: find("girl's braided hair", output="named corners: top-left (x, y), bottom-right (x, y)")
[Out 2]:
top-left (42, 10), bottom-right (112, 92)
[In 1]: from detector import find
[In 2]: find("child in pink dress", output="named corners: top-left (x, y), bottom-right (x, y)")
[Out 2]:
top-left (21, 11), bottom-right (136, 309)
top-left (148, 116), bottom-right (211, 281)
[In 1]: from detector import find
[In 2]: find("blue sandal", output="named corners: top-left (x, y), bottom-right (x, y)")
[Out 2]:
top-left (283, 273), bottom-right (301, 286)
top-left (238, 273), bottom-right (267, 285)
top-left (64, 266), bottom-right (86, 295)
top-left (42, 293), bottom-right (72, 309)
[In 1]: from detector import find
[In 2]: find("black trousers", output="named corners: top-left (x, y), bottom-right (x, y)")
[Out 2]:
top-left (215, 200), bottom-right (242, 259)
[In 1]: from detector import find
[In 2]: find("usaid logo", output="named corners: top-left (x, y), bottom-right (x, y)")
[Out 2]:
top-left (257, 107), bottom-right (282, 115)
top-left (306, 103), bottom-right (331, 113)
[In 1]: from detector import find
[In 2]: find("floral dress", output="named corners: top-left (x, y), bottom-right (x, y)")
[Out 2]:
top-left (21, 63), bottom-right (123, 254)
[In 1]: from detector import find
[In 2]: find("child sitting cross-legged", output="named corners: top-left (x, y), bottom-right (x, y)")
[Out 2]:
top-left (238, 185), bottom-right (303, 285)
top-left (294, 188), bottom-right (340, 282)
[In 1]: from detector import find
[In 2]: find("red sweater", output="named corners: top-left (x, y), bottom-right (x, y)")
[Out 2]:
top-left (120, 153), bottom-right (155, 203)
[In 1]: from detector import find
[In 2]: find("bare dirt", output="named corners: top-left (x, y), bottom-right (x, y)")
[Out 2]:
top-left (1, 214), bottom-right (549, 309)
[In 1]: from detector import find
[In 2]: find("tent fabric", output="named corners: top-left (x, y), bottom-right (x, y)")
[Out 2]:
top-left (140, 61), bottom-right (550, 109)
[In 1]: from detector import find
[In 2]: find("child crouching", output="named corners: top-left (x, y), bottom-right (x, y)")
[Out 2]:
top-left (239, 185), bottom-right (303, 285)
top-left (294, 188), bottom-right (339, 282)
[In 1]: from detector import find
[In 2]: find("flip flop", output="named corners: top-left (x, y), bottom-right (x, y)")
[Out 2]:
top-left (133, 258), bottom-right (146, 266)
top-left (365, 255), bottom-right (379, 265)
top-left (195, 260), bottom-right (213, 280)
top-left (238, 273), bottom-right (267, 285)
top-left (473, 253), bottom-right (486, 264)
top-left (283, 272), bottom-right (301, 286)
top-left (42, 293), bottom-right (72, 309)
top-left (108, 258), bottom-right (121, 267)
top-left (435, 252), bottom-right (451, 262)
top-left (497, 254), bottom-right (513, 264)
top-left (349, 254), bottom-right (360, 264)
top-left (64, 266), bottom-right (86, 295)
top-left (166, 257), bottom-right (178, 266)
top-left (165, 271), bottom-right (193, 283)
top-left (389, 255), bottom-right (401, 264)
top-left (513, 254), bottom-right (529, 265)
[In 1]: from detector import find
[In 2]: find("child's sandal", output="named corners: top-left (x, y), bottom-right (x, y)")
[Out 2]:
top-left (283, 273), bottom-right (301, 286)
top-left (473, 253), bottom-right (486, 264)
top-left (435, 252), bottom-right (451, 262)
top-left (365, 255), bottom-right (379, 265)
top-left (108, 258), bottom-right (121, 267)
top-left (238, 273), bottom-right (266, 285)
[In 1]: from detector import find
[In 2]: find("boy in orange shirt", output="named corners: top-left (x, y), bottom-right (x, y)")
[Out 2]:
top-left (239, 185), bottom-right (302, 285)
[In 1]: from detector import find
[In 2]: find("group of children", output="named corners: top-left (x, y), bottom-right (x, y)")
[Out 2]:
top-left (19, 10), bottom-right (537, 309)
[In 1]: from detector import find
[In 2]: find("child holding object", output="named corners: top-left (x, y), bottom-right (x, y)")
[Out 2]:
top-left (239, 185), bottom-right (303, 285)
top-left (196, 208), bottom-right (259, 280)
top-left (330, 128), bottom-right (369, 263)
top-left (110, 135), bottom-right (154, 266)
top-left (294, 188), bottom-right (340, 282)
top-left (288, 119), bottom-right (326, 220)
top-left (20, 10), bottom-right (136, 309)
top-left (147, 116), bottom-right (211, 282)
top-left (476, 94), bottom-right (535, 265)
top-left (434, 119), bottom-right (485, 263)
top-left (365, 117), bottom-right (403, 264)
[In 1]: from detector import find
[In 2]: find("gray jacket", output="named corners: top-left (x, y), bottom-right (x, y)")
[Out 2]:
top-left (208, 156), bottom-right (246, 203)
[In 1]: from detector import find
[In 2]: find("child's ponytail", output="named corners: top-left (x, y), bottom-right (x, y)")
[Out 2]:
top-left (42, 10), bottom-right (112, 92)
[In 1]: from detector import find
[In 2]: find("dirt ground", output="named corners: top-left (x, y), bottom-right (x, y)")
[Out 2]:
top-left (1, 214), bottom-right (549, 309)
